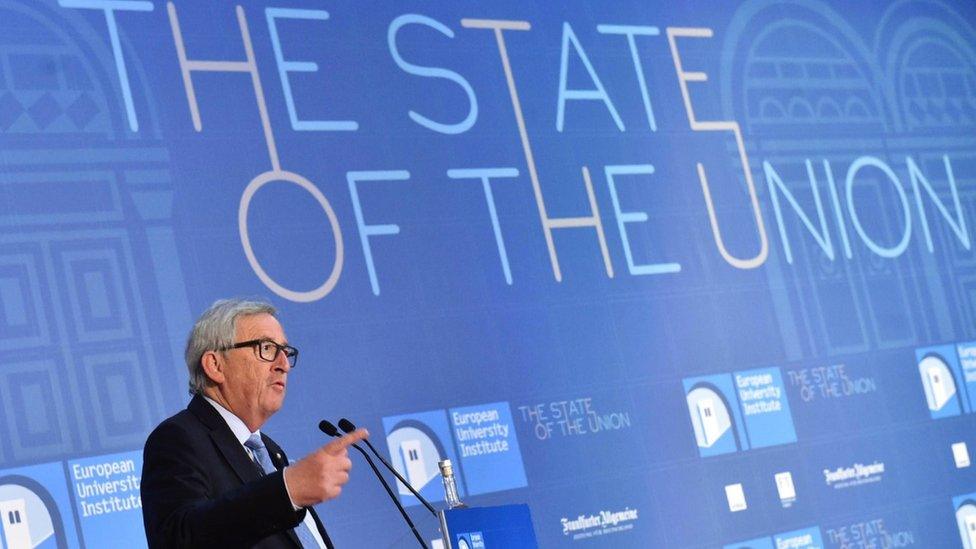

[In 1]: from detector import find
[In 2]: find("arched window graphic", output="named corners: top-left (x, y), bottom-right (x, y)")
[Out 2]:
top-left (0, 1), bottom-right (122, 138)
top-left (844, 96), bottom-right (871, 119)
top-left (717, 0), bottom-right (922, 360)
top-left (686, 381), bottom-right (743, 455)
top-left (895, 36), bottom-right (976, 131)
top-left (875, 1), bottom-right (976, 333)
top-left (721, 1), bottom-right (886, 138)
top-left (386, 420), bottom-right (453, 499)
top-left (918, 352), bottom-right (965, 415)
top-left (758, 97), bottom-right (787, 119)
top-left (0, 0), bottom-right (187, 462)
top-left (0, 475), bottom-right (69, 549)
top-left (787, 96), bottom-right (815, 120)
top-left (957, 500), bottom-right (976, 549)
top-left (816, 96), bottom-right (842, 119)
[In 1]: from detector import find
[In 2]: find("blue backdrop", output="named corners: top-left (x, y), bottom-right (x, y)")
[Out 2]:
top-left (0, 0), bottom-right (975, 547)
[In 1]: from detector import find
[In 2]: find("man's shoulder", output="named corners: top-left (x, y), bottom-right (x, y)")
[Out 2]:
top-left (145, 406), bottom-right (207, 448)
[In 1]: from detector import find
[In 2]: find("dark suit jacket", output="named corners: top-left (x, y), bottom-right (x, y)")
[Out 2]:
top-left (142, 395), bottom-right (334, 548)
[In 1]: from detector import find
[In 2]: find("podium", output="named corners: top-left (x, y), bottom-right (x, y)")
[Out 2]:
top-left (438, 504), bottom-right (538, 548)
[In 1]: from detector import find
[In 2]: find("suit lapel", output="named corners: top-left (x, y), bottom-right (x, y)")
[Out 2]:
top-left (188, 396), bottom-right (315, 549)
top-left (264, 434), bottom-right (289, 470)
top-left (188, 396), bottom-right (263, 484)
top-left (264, 435), bottom-right (305, 548)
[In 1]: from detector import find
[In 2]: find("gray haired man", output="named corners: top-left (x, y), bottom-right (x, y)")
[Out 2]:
top-left (141, 298), bottom-right (367, 548)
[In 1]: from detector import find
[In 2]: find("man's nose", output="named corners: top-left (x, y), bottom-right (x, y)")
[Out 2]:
top-left (274, 352), bottom-right (291, 372)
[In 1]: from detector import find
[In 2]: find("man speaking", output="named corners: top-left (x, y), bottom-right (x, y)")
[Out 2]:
top-left (142, 298), bottom-right (367, 548)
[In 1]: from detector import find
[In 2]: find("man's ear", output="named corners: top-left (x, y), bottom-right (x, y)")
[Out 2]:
top-left (200, 351), bottom-right (226, 385)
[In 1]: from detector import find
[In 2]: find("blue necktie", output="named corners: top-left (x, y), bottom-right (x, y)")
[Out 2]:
top-left (245, 433), bottom-right (320, 549)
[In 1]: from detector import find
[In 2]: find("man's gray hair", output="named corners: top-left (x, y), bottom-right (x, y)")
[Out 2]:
top-left (185, 298), bottom-right (277, 395)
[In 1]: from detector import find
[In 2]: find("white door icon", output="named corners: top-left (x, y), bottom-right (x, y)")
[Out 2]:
top-left (399, 439), bottom-right (431, 493)
top-left (919, 355), bottom-right (957, 412)
top-left (697, 398), bottom-right (722, 447)
top-left (966, 514), bottom-right (976, 549)
top-left (0, 498), bottom-right (32, 549)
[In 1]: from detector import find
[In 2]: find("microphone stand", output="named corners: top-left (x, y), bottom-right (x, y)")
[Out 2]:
top-left (338, 418), bottom-right (437, 517)
top-left (319, 421), bottom-right (427, 549)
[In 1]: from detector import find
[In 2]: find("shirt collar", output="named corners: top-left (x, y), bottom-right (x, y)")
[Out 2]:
top-left (203, 395), bottom-right (260, 445)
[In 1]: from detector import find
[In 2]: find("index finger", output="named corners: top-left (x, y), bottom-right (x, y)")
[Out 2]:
top-left (323, 428), bottom-right (369, 454)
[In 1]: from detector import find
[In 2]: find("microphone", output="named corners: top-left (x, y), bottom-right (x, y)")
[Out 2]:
top-left (319, 421), bottom-right (428, 549)
top-left (337, 418), bottom-right (437, 517)
top-left (317, 420), bottom-right (339, 437)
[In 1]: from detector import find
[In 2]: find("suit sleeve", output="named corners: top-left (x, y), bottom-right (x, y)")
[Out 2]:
top-left (141, 421), bottom-right (306, 548)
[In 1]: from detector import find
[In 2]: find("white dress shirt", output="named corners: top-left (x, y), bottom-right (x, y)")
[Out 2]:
top-left (203, 396), bottom-right (326, 549)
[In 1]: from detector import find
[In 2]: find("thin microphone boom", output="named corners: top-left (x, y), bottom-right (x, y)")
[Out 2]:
top-left (318, 421), bottom-right (428, 549)
top-left (337, 418), bottom-right (438, 517)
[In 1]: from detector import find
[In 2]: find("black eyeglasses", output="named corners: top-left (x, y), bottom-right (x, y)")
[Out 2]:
top-left (220, 339), bottom-right (299, 368)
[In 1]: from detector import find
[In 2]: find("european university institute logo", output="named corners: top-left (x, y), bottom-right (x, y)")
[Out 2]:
top-left (954, 493), bottom-right (976, 549)
top-left (0, 460), bottom-right (81, 549)
top-left (725, 526), bottom-right (824, 549)
top-left (383, 401), bottom-right (527, 506)
top-left (456, 531), bottom-right (485, 549)
top-left (684, 367), bottom-right (797, 458)
top-left (916, 342), bottom-right (976, 419)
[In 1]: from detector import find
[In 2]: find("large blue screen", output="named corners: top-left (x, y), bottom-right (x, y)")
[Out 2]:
top-left (1, 1), bottom-right (975, 547)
